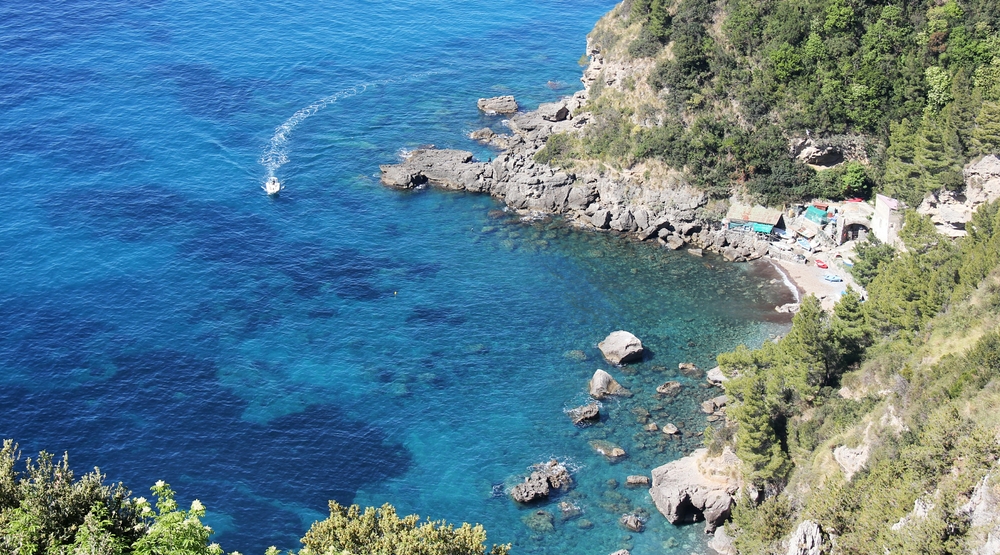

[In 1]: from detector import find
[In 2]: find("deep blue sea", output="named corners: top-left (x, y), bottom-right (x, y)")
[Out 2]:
top-left (0, 1), bottom-right (795, 553)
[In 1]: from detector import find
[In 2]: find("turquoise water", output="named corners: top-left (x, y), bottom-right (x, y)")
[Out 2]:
top-left (0, 0), bottom-right (793, 552)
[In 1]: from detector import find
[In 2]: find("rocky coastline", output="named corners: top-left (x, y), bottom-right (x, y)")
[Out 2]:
top-left (379, 42), bottom-right (773, 266)
top-left (377, 34), bottom-right (769, 555)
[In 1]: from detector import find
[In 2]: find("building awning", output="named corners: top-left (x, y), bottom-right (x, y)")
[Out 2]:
top-left (804, 206), bottom-right (829, 224)
top-left (725, 204), bottom-right (784, 226)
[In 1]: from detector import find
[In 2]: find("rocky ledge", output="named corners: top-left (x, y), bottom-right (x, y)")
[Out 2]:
top-left (648, 447), bottom-right (741, 534)
top-left (378, 43), bottom-right (773, 263)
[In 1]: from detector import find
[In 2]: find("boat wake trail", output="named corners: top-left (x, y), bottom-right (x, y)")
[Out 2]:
top-left (259, 73), bottom-right (435, 179)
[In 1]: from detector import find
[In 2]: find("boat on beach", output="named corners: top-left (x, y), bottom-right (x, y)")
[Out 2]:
top-left (263, 176), bottom-right (282, 195)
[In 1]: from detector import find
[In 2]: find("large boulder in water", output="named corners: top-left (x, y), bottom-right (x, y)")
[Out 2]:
top-left (589, 369), bottom-right (626, 399)
top-left (598, 331), bottom-right (644, 365)
top-left (477, 95), bottom-right (518, 114)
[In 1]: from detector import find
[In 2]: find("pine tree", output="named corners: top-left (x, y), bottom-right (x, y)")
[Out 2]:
top-left (883, 118), bottom-right (922, 202)
top-left (781, 295), bottom-right (831, 388)
top-left (914, 111), bottom-right (964, 197)
top-left (973, 101), bottom-right (1000, 155)
top-left (731, 377), bottom-right (789, 485)
top-left (829, 288), bottom-right (872, 370)
top-left (947, 70), bottom-right (978, 156)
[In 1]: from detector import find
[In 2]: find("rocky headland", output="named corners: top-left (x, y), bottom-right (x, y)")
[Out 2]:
top-left (380, 45), bottom-right (773, 265)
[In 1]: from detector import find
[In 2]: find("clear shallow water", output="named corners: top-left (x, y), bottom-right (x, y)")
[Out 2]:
top-left (0, 1), bottom-right (793, 553)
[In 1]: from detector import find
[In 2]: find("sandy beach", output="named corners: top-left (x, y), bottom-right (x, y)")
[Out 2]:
top-left (768, 256), bottom-right (859, 311)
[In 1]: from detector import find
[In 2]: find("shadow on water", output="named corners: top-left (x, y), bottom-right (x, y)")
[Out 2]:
top-left (0, 346), bottom-right (412, 549)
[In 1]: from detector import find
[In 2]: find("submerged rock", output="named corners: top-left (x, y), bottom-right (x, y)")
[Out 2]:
top-left (656, 381), bottom-right (682, 396)
top-left (590, 440), bottom-right (627, 460)
top-left (558, 501), bottom-right (583, 520)
top-left (598, 331), bottom-right (644, 365)
top-left (510, 459), bottom-right (573, 503)
top-left (521, 510), bottom-right (555, 533)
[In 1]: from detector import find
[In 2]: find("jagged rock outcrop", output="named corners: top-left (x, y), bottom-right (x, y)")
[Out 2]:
top-left (510, 459), bottom-right (573, 503)
top-left (786, 520), bottom-right (827, 555)
top-left (477, 95), bottom-right (518, 114)
top-left (707, 366), bottom-right (728, 385)
top-left (918, 155), bottom-right (1000, 237)
top-left (620, 513), bottom-right (645, 532)
top-left (649, 447), bottom-right (741, 534)
top-left (598, 331), bottom-right (644, 365)
top-left (568, 402), bottom-right (600, 425)
top-left (708, 526), bottom-right (737, 555)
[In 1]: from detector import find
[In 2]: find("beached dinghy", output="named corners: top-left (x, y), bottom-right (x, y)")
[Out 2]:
top-left (263, 176), bottom-right (282, 196)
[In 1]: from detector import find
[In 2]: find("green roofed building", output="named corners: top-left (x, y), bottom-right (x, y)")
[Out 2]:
top-left (724, 204), bottom-right (785, 234)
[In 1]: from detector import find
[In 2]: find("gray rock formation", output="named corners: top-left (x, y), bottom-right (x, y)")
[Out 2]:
top-left (656, 381), bottom-right (682, 396)
top-left (626, 475), bottom-right (650, 487)
top-left (598, 331), bottom-right (644, 365)
top-left (918, 155), bottom-right (1000, 237)
top-left (786, 520), bottom-right (827, 555)
top-left (477, 95), bottom-right (518, 114)
top-left (662, 423), bottom-right (679, 435)
top-left (510, 459), bottom-right (572, 503)
top-left (568, 402), bottom-right (601, 425)
top-left (959, 471), bottom-right (1000, 555)
top-left (708, 526), bottom-right (737, 555)
top-left (590, 369), bottom-right (626, 399)
top-left (649, 447), bottom-right (740, 534)
top-left (707, 366), bottom-right (728, 385)
top-left (620, 513), bottom-right (645, 532)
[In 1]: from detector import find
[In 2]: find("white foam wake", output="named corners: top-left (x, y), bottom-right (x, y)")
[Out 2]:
top-left (259, 72), bottom-right (440, 179)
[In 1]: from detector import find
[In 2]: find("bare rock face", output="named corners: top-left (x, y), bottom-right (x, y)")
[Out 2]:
top-left (649, 447), bottom-right (740, 534)
top-left (538, 101), bottom-right (569, 122)
top-left (833, 425), bottom-right (872, 481)
top-left (959, 471), bottom-right (1000, 555)
top-left (568, 402), bottom-right (601, 425)
top-left (918, 155), bottom-right (1000, 237)
top-left (708, 526), bottom-right (737, 555)
top-left (786, 520), bottom-right (827, 555)
top-left (598, 331), bottom-right (645, 365)
top-left (590, 369), bottom-right (625, 399)
top-left (707, 366), bottom-right (728, 385)
top-left (510, 460), bottom-right (572, 503)
top-left (477, 95), bottom-right (518, 114)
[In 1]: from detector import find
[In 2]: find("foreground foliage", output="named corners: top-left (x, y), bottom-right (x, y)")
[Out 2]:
top-left (0, 440), bottom-right (506, 555)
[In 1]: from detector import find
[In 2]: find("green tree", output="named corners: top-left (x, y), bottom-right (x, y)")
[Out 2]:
top-left (850, 235), bottom-right (896, 288)
top-left (828, 288), bottom-right (873, 369)
top-left (730, 377), bottom-right (790, 484)
top-left (882, 118), bottom-right (922, 203)
top-left (914, 112), bottom-right (964, 195)
top-left (973, 101), bottom-right (1000, 155)
top-left (298, 502), bottom-right (510, 555)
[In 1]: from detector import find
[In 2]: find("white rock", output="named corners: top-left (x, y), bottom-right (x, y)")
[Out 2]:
top-left (598, 331), bottom-right (644, 365)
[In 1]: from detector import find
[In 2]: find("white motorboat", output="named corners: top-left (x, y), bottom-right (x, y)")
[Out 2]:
top-left (263, 176), bottom-right (282, 195)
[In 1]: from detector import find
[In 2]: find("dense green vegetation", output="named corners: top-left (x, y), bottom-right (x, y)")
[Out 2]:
top-left (714, 200), bottom-right (1000, 553)
top-left (542, 0), bottom-right (1000, 206)
top-left (0, 440), bottom-right (508, 555)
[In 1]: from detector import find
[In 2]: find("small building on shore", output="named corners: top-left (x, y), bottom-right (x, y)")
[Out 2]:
top-left (724, 204), bottom-right (785, 234)
top-left (836, 201), bottom-right (875, 245)
top-left (872, 194), bottom-right (903, 246)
